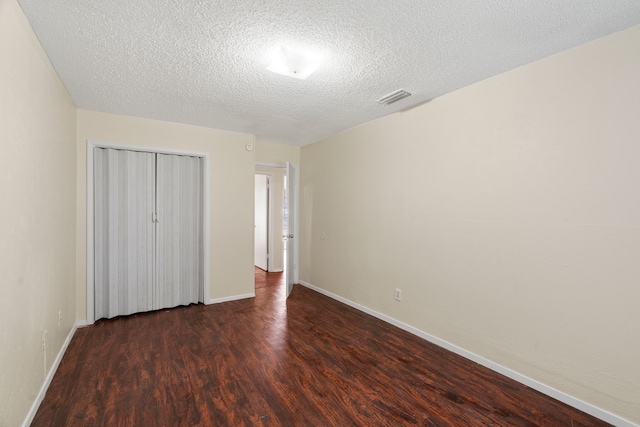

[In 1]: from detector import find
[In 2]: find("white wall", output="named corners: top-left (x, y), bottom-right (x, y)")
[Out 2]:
top-left (0, 0), bottom-right (77, 425)
top-left (76, 110), bottom-right (256, 319)
top-left (300, 25), bottom-right (640, 423)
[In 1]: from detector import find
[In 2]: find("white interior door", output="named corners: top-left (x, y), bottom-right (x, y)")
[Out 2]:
top-left (94, 148), bottom-right (204, 321)
top-left (254, 174), bottom-right (269, 271)
top-left (94, 148), bottom-right (155, 319)
top-left (155, 153), bottom-right (204, 309)
top-left (285, 163), bottom-right (296, 297)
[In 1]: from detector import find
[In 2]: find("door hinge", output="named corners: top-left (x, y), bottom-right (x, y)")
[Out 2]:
top-left (152, 212), bottom-right (158, 223)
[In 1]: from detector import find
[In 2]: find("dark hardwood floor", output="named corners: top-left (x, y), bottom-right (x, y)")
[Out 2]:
top-left (254, 266), bottom-right (284, 289)
top-left (32, 269), bottom-right (609, 426)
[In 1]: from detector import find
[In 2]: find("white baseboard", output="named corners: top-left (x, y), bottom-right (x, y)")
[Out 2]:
top-left (298, 280), bottom-right (637, 427)
top-left (22, 321), bottom-right (81, 427)
top-left (208, 293), bottom-right (255, 304)
top-left (268, 269), bottom-right (284, 273)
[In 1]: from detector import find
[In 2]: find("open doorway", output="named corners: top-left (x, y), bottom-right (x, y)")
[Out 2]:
top-left (255, 165), bottom-right (287, 290)
top-left (254, 168), bottom-right (285, 273)
top-left (254, 173), bottom-right (269, 271)
top-left (256, 162), bottom-right (299, 297)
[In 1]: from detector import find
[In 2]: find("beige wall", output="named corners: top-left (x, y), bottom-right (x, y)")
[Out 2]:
top-left (0, 0), bottom-right (77, 425)
top-left (76, 110), bottom-right (255, 320)
top-left (255, 138), bottom-right (300, 167)
top-left (300, 25), bottom-right (640, 423)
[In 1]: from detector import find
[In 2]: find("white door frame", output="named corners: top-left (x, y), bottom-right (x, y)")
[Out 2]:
top-left (86, 140), bottom-right (211, 324)
top-left (255, 162), bottom-right (299, 285)
top-left (254, 172), bottom-right (272, 271)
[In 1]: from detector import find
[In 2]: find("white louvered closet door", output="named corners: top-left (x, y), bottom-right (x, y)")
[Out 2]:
top-left (94, 148), bottom-right (155, 320)
top-left (155, 153), bottom-right (204, 309)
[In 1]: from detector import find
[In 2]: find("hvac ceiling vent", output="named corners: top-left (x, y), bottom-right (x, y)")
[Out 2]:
top-left (376, 89), bottom-right (411, 105)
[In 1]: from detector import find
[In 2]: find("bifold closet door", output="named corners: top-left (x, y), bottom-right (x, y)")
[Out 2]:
top-left (94, 148), bottom-right (155, 320)
top-left (155, 153), bottom-right (204, 309)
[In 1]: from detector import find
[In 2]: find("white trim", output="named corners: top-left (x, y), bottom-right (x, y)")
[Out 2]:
top-left (256, 163), bottom-right (289, 276)
top-left (88, 140), bottom-right (208, 157)
top-left (254, 162), bottom-right (298, 284)
top-left (293, 166), bottom-right (300, 284)
top-left (202, 155), bottom-right (211, 305)
top-left (86, 140), bottom-right (211, 322)
top-left (255, 171), bottom-right (274, 272)
top-left (22, 321), bottom-right (81, 427)
top-left (86, 144), bottom-right (95, 324)
top-left (298, 280), bottom-right (638, 427)
top-left (256, 161), bottom-right (286, 168)
top-left (266, 173), bottom-right (274, 273)
top-left (209, 293), bottom-right (255, 304)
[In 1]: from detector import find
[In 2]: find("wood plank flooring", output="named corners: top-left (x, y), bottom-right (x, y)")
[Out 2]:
top-left (32, 269), bottom-right (609, 426)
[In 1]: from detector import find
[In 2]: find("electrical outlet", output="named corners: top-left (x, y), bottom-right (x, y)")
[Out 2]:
top-left (395, 288), bottom-right (402, 301)
top-left (58, 310), bottom-right (62, 326)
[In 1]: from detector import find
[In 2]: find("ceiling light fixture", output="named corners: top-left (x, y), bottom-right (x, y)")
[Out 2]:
top-left (267, 45), bottom-right (323, 80)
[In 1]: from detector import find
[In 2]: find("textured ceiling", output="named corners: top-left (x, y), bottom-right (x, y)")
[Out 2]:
top-left (16, 0), bottom-right (640, 146)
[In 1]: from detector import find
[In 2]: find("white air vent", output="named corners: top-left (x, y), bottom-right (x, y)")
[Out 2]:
top-left (376, 89), bottom-right (411, 105)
